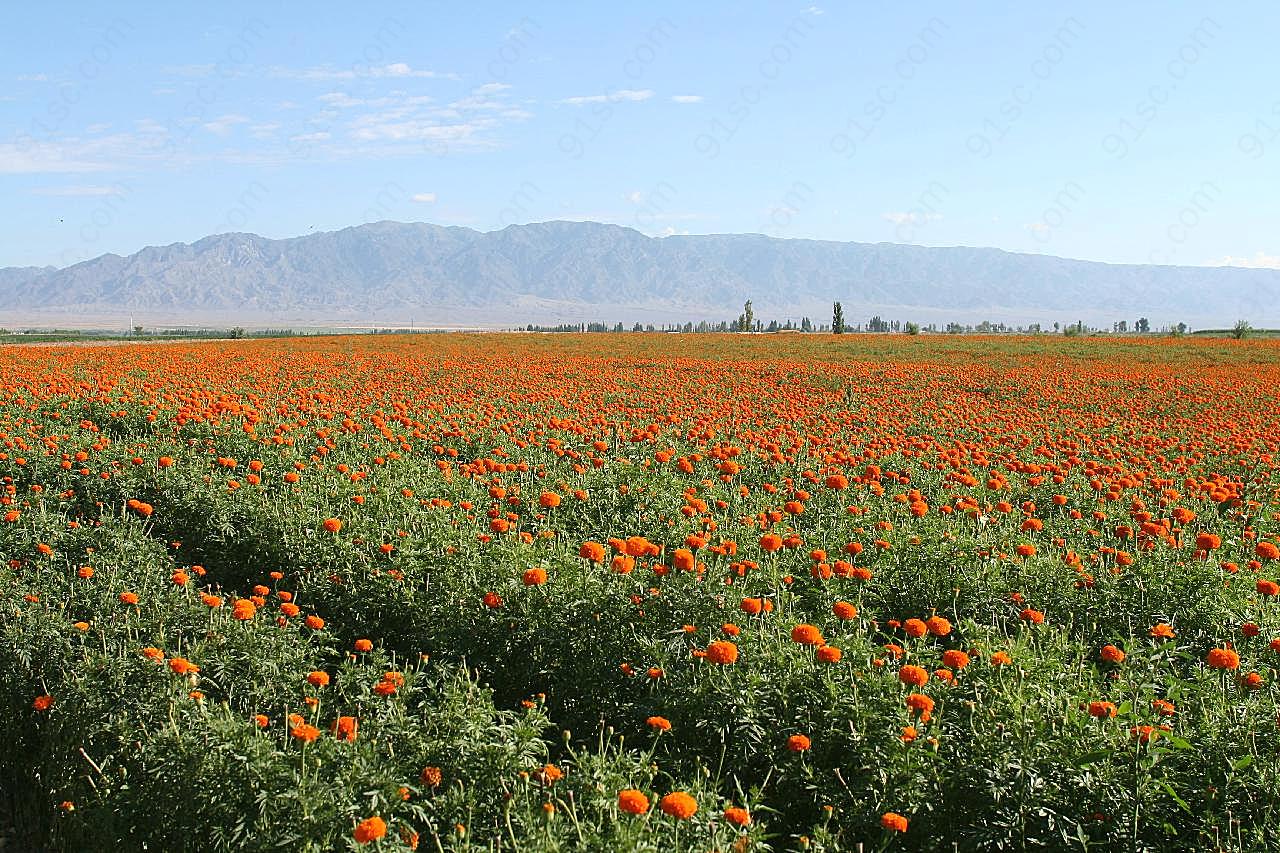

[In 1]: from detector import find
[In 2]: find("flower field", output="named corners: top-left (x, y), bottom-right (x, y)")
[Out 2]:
top-left (2, 332), bottom-right (1279, 852)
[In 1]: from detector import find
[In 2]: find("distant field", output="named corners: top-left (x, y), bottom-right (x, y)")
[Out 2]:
top-left (2, 333), bottom-right (1278, 851)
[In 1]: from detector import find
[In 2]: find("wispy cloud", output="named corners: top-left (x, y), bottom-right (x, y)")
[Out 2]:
top-left (30, 185), bottom-right (127, 197)
top-left (884, 211), bottom-right (942, 226)
top-left (560, 89), bottom-right (654, 105)
top-left (411, 192), bottom-right (437, 203)
top-left (0, 140), bottom-right (114, 174)
top-left (1213, 251), bottom-right (1280, 269)
top-left (340, 85), bottom-right (532, 151)
top-left (272, 62), bottom-right (458, 81)
top-left (202, 114), bottom-right (251, 136)
top-left (671, 95), bottom-right (703, 104)
top-left (16, 72), bottom-right (49, 81)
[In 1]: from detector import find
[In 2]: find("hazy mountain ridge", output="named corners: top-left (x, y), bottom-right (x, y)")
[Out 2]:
top-left (1, 221), bottom-right (1276, 328)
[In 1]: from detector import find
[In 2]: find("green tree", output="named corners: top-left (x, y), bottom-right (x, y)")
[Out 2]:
top-left (832, 302), bottom-right (845, 335)
top-left (1232, 319), bottom-right (1252, 339)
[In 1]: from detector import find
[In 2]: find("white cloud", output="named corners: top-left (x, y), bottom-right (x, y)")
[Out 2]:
top-left (340, 85), bottom-right (531, 151)
top-left (0, 140), bottom-right (112, 174)
top-left (411, 192), bottom-right (437, 203)
top-left (30, 185), bottom-right (126, 197)
top-left (1213, 251), bottom-right (1280, 269)
top-left (560, 89), bottom-right (654, 105)
top-left (884, 211), bottom-right (942, 226)
top-left (671, 95), bottom-right (703, 104)
top-left (202, 114), bottom-right (251, 136)
top-left (17, 72), bottom-right (49, 81)
top-left (272, 63), bottom-right (459, 81)
top-left (1024, 222), bottom-right (1050, 234)
top-left (805, 6), bottom-right (824, 15)
top-left (318, 91), bottom-right (365, 108)
top-left (626, 191), bottom-right (644, 204)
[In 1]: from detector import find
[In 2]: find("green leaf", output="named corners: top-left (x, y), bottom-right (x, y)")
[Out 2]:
top-left (1158, 780), bottom-right (1192, 813)
top-left (1231, 755), bottom-right (1254, 771)
top-left (1073, 749), bottom-right (1112, 767)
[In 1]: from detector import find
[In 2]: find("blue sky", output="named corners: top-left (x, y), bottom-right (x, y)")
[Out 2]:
top-left (4, 2), bottom-right (1279, 270)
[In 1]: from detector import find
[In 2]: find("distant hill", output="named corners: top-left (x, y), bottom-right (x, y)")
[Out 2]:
top-left (1, 220), bottom-right (1276, 328)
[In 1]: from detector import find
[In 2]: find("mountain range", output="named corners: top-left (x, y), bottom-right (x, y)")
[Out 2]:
top-left (1, 220), bottom-right (1276, 329)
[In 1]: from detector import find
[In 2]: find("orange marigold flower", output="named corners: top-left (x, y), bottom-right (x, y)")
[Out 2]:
top-left (420, 766), bottom-right (443, 787)
top-left (1150, 623), bottom-right (1175, 639)
top-left (898, 664), bottom-right (929, 687)
top-left (647, 715), bottom-right (672, 731)
top-left (903, 618), bottom-right (927, 638)
top-left (618, 789), bottom-right (650, 815)
top-left (1019, 608), bottom-right (1045, 624)
top-left (231, 598), bottom-right (256, 620)
top-left (119, 591), bottom-right (139, 605)
top-left (354, 638), bottom-right (373, 652)
top-left (724, 806), bottom-right (751, 827)
top-left (832, 601), bottom-right (858, 620)
top-left (305, 615), bottom-right (325, 630)
top-left (534, 763), bottom-right (563, 785)
top-left (353, 816), bottom-right (387, 844)
top-left (1256, 542), bottom-right (1280, 561)
top-left (33, 694), bottom-right (54, 712)
top-left (1131, 724), bottom-right (1158, 744)
top-left (786, 734), bottom-right (811, 752)
top-left (306, 670), bottom-right (330, 688)
top-left (1257, 579), bottom-right (1279, 597)
top-left (941, 649), bottom-right (970, 670)
top-left (990, 651), bottom-right (1013, 666)
top-left (321, 517), bottom-right (342, 533)
top-left (483, 591), bottom-right (503, 608)
top-left (817, 645), bottom-right (843, 663)
top-left (1206, 647), bottom-right (1240, 670)
top-left (660, 792), bottom-right (698, 819)
top-left (881, 812), bottom-right (909, 833)
top-left (790, 624), bottom-right (824, 646)
top-left (759, 533), bottom-right (783, 552)
top-left (332, 715), bottom-right (358, 742)
top-left (168, 657), bottom-right (199, 675)
top-left (1099, 645), bottom-right (1126, 664)
top-left (291, 723), bottom-right (321, 743)
top-left (579, 541), bottom-right (606, 562)
top-left (925, 615), bottom-right (952, 636)
top-left (705, 640), bottom-right (739, 665)
top-left (1196, 532), bottom-right (1222, 551)
top-left (522, 567), bottom-right (548, 586)
top-left (538, 491), bottom-right (561, 508)
top-left (1087, 701), bottom-right (1117, 718)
